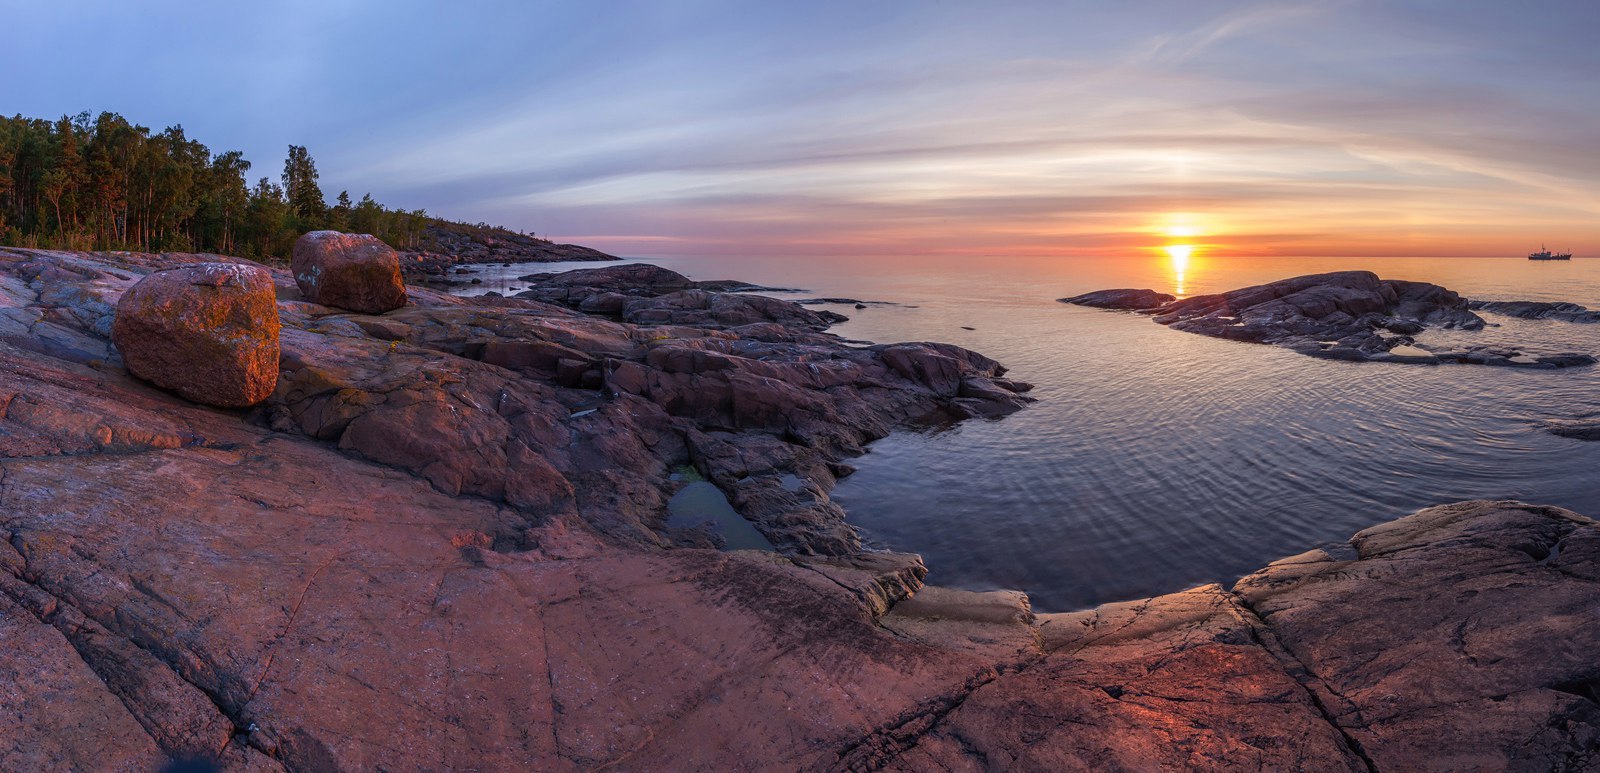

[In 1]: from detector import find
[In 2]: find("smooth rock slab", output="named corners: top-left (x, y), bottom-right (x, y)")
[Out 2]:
top-left (866, 501), bottom-right (1600, 771)
top-left (1059, 288), bottom-right (1176, 309)
top-left (1235, 500), bottom-right (1600, 770)
top-left (291, 231), bottom-right (407, 313)
top-left (1471, 299), bottom-right (1600, 323)
top-left (111, 262), bottom-right (281, 407)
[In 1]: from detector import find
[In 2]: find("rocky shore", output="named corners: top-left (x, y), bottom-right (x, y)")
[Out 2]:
top-left (400, 222), bottom-right (619, 286)
top-left (1066, 271), bottom-right (1597, 368)
top-left (1, 247), bottom-right (1596, 770)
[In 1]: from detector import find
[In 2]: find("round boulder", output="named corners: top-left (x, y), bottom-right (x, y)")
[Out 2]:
top-left (112, 263), bottom-right (281, 408)
top-left (291, 231), bottom-right (407, 313)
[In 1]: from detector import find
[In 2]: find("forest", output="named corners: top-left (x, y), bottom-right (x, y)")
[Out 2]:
top-left (0, 111), bottom-right (441, 260)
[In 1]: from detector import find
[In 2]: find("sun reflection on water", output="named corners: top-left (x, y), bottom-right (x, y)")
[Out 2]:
top-left (1164, 244), bottom-right (1193, 296)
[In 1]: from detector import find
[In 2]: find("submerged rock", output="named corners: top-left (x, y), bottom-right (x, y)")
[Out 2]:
top-left (291, 230), bottom-right (407, 313)
top-left (111, 262), bottom-right (280, 407)
top-left (1059, 287), bottom-right (1176, 309)
top-left (1072, 271), bottom-right (1595, 368)
top-left (1545, 417), bottom-right (1600, 441)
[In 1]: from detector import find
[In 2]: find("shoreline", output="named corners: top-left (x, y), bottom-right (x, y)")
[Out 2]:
top-left (0, 247), bottom-right (1594, 769)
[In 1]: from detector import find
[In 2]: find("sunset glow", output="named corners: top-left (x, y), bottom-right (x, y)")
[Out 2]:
top-left (9, 3), bottom-right (1594, 258)
top-left (5, 4), bottom-right (1598, 767)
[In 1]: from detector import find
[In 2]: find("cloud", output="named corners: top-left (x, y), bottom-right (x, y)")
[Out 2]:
top-left (10, 1), bottom-right (1597, 256)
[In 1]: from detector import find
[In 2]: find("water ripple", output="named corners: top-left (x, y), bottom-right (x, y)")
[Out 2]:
top-left (454, 254), bottom-right (1600, 612)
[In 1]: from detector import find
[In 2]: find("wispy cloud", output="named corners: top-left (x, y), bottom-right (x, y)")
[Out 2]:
top-left (1132, 1), bottom-right (1345, 65)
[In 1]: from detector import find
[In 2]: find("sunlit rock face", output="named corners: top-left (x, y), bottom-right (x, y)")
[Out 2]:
top-left (111, 261), bottom-right (280, 407)
top-left (291, 231), bottom-right (407, 313)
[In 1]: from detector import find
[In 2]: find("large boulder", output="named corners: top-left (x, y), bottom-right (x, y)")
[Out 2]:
top-left (291, 231), bottom-right (407, 313)
top-left (111, 262), bottom-right (281, 408)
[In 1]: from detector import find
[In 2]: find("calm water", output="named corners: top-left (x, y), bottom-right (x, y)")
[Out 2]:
top-left (457, 255), bottom-right (1600, 611)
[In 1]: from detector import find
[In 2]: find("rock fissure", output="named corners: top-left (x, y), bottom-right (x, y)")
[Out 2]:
top-left (0, 544), bottom-right (246, 760)
top-left (831, 669), bottom-right (1004, 771)
top-left (0, 577), bottom-right (169, 754)
top-left (1226, 590), bottom-right (1380, 773)
top-left (238, 549), bottom-right (345, 716)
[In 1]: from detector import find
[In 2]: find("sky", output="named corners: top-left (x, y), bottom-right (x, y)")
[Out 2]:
top-left (5, 0), bottom-right (1597, 257)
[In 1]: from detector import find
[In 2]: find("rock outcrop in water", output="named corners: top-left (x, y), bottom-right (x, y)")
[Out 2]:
top-left (401, 221), bottom-right (619, 283)
top-left (1058, 287), bottom-right (1176, 309)
top-left (514, 263), bottom-right (850, 329)
top-left (1067, 271), bottom-right (1597, 368)
top-left (1471, 298), bottom-right (1600, 323)
top-left (0, 247), bottom-right (1594, 770)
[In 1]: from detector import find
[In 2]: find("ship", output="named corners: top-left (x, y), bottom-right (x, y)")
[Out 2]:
top-left (1529, 245), bottom-right (1573, 260)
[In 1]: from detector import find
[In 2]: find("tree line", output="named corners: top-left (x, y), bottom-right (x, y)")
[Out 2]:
top-left (0, 111), bottom-right (434, 260)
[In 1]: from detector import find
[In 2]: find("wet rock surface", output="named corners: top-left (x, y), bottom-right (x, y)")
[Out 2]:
top-left (112, 262), bottom-right (281, 407)
top-left (0, 247), bottom-right (1593, 770)
top-left (1070, 271), bottom-right (1596, 368)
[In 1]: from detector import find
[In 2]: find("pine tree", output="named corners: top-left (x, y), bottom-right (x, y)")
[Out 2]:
top-left (281, 145), bottom-right (325, 228)
top-left (330, 190), bottom-right (352, 232)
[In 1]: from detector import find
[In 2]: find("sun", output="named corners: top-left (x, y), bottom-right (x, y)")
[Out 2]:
top-left (1156, 213), bottom-right (1207, 240)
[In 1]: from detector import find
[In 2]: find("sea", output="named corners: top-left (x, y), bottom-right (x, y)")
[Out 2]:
top-left (452, 253), bottom-right (1600, 612)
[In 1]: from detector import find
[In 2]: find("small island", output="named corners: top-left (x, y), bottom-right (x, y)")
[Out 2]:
top-left (1065, 271), bottom-right (1597, 369)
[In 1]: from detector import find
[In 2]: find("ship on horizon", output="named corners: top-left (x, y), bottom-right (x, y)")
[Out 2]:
top-left (1529, 245), bottom-right (1573, 260)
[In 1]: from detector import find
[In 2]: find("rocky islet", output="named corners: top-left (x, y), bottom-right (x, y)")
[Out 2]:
top-left (1067, 270), bottom-right (1598, 368)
